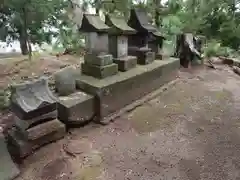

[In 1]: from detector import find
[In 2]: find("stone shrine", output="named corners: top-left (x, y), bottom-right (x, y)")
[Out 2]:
top-left (80, 14), bottom-right (118, 79)
top-left (127, 8), bottom-right (163, 64)
top-left (105, 15), bottom-right (138, 72)
top-left (7, 77), bottom-right (66, 158)
top-left (76, 11), bottom-right (180, 123)
top-left (148, 31), bottom-right (165, 60)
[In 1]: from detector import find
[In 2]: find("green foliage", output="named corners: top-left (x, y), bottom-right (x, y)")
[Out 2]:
top-left (0, 0), bottom-right (67, 54)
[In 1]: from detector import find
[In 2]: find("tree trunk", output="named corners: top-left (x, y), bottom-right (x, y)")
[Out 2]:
top-left (19, 33), bottom-right (28, 55)
top-left (154, 0), bottom-right (161, 27)
top-left (155, 9), bottom-right (160, 27)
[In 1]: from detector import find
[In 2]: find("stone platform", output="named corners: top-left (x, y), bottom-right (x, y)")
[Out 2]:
top-left (76, 58), bottom-right (180, 121)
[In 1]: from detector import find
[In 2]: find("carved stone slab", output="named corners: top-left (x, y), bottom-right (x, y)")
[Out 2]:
top-left (10, 77), bottom-right (57, 120)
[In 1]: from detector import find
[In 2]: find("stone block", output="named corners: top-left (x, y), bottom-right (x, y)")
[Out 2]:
top-left (7, 119), bottom-right (65, 158)
top-left (81, 63), bottom-right (118, 79)
top-left (77, 58), bottom-right (180, 121)
top-left (14, 111), bottom-right (57, 131)
top-left (54, 66), bottom-right (78, 96)
top-left (84, 54), bottom-right (113, 66)
top-left (114, 56), bottom-right (137, 72)
top-left (57, 91), bottom-right (94, 125)
top-left (0, 133), bottom-right (20, 180)
top-left (155, 53), bottom-right (163, 60)
top-left (137, 51), bottom-right (155, 65)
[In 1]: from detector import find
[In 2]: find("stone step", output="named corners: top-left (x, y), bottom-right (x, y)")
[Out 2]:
top-left (57, 91), bottom-right (94, 125)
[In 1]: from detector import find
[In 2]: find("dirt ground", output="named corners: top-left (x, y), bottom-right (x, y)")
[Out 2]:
top-left (13, 64), bottom-right (240, 180)
top-left (0, 55), bottom-right (82, 89)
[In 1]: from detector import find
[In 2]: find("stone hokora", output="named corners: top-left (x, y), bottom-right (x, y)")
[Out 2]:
top-left (79, 14), bottom-right (118, 79)
top-left (127, 8), bottom-right (164, 64)
top-left (105, 15), bottom-right (138, 72)
top-left (10, 77), bottom-right (57, 120)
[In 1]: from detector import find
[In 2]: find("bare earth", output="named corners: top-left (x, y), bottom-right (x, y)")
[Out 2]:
top-left (14, 64), bottom-right (240, 180)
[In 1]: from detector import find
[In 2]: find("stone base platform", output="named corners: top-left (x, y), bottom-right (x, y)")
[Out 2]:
top-left (7, 119), bottom-right (65, 159)
top-left (113, 56), bottom-right (137, 72)
top-left (76, 58), bottom-right (180, 122)
top-left (57, 91), bottom-right (94, 126)
top-left (81, 63), bottom-right (118, 79)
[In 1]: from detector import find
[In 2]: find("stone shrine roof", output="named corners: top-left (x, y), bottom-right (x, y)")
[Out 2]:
top-left (105, 15), bottom-right (136, 34)
top-left (79, 14), bottom-right (110, 32)
top-left (128, 8), bottom-right (164, 37)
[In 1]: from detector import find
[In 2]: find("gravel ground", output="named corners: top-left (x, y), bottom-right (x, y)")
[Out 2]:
top-left (15, 64), bottom-right (240, 180)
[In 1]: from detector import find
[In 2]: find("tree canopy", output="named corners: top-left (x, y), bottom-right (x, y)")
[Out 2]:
top-left (1, 0), bottom-right (240, 55)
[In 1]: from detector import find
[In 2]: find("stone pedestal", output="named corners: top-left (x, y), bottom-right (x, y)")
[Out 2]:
top-left (57, 91), bottom-right (94, 125)
top-left (7, 119), bottom-right (65, 158)
top-left (8, 77), bottom-right (66, 159)
top-left (82, 54), bottom-right (118, 79)
top-left (113, 56), bottom-right (137, 72)
top-left (128, 47), bottom-right (155, 65)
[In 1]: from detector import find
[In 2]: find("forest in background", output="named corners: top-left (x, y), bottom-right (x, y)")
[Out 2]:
top-left (1, 0), bottom-right (240, 58)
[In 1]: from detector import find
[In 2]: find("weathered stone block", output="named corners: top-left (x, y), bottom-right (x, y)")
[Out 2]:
top-left (155, 53), bottom-right (163, 60)
top-left (54, 66), bottom-right (78, 96)
top-left (7, 119), bottom-right (65, 158)
top-left (26, 119), bottom-right (66, 141)
top-left (77, 58), bottom-right (180, 121)
top-left (137, 51), bottom-right (155, 65)
top-left (81, 63), bottom-right (118, 79)
top-left (14, 111), bottom-right (57, 131)
top-left (57, 91), bottom-right (94, 125)
top-left (114, 56), bottom-right (137, 72)
top-left (84, 54), bottom-right (113, 66)
top-left (0, 133), bottom-right (20, 180)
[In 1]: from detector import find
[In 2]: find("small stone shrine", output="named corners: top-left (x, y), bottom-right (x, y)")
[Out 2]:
top-left (148, 31), bottom-right (165, 60)
top-left (80, 14), bottom-right (118, 79)
top-left (105, 15), bottom-right (138, 72)
top-left (7, 77), bottom-right (66, 158)
top-left (127, 8), bottom-right (163, 64)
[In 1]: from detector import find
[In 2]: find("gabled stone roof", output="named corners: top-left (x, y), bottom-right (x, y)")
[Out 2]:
top-left (128, 8), bottom-right (164, 38)
top-left (79, 14), bottom-right (110, 32)
top-left (105, 15), bottom-right (136, 34)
